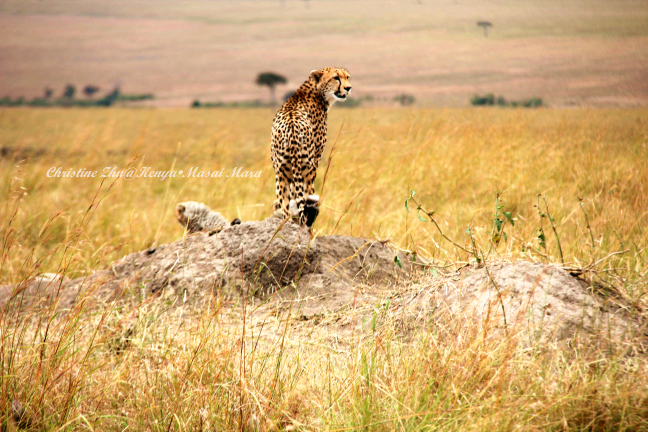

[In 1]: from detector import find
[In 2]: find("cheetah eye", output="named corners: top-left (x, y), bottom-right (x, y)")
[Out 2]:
top-left (334, 76), bottom-right (341, 82)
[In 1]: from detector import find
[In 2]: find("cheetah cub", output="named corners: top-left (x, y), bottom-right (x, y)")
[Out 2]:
top-left (175, 201), bottom-right (241, 234)
top-left (270, 67), bottom-right (351, 227)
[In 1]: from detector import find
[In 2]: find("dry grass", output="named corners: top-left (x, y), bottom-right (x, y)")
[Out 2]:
top-left (1, 106), bottom-right (648, 430)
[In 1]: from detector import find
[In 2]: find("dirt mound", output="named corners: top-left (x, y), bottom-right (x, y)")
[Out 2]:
top-left (390, 262), bottom-right (646, 346)
top-left (2, 218), bottom-right (645, 348)
top-left (0, 216), bottom-right (414, 312)
top-left (97, 216), bottom-right (414, 312)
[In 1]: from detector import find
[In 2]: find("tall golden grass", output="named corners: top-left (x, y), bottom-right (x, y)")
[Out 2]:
top-left (2, 108), bottom-right (646, 278)
top-left (1, 107), bottom-right (647, 430)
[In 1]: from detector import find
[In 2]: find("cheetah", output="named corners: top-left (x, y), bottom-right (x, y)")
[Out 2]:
top-left (270, 67), bottom-right (352, 227)
top-left (175, 201), bottom-right (241, 234)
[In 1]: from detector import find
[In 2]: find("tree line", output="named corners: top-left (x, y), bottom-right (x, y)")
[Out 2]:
top-left (0, 84), bottom-right (154, 107)
top-left (471, 93), bottom-right (543, 108)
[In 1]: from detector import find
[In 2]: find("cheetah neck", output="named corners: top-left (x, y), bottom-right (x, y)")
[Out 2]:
top-left (298, 80), bottom-right (330, 113)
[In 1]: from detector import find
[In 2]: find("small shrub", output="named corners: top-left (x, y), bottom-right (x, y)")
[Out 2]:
top-left (470, 93), bottom-right (495, 106)
top-left (394, 93), bottom-right (416, 106)
top-left (523, 97), bottom-right (543, 108)
top-left (96, 88), bottom-right (120, 107)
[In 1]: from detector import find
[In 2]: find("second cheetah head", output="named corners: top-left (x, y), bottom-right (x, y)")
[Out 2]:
top-left (309, 67), bottom-right (352, 104)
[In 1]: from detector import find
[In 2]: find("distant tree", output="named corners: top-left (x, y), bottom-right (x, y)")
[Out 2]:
top-left (497, 96), bottom-right (507, 106)
top-left (477, 21), bottom-right (493, 37)
top-left (44, 87), bottom-right (53, 100)
top-left (256, 72), bottom-right (287, 105)
top-left (63, 84), bottom-right (76, 99)
top-left (83, 85), bottom-right (100, 99)
top-left (191, 100), bottom-right (201, 108)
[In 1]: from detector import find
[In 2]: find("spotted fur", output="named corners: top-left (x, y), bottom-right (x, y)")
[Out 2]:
top-left (175, 201), bottom-right (240, 234)
top-left (270, 67), bottom-right (351, 226)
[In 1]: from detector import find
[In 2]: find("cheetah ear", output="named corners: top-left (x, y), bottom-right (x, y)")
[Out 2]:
top-left (309, 70), bottom-right (323, 83)
top-left (175, 204), bottom-right (185, 219)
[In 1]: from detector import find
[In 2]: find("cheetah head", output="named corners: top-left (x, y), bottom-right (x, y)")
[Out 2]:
top-left (309, 67), bottom-right (352, 104)
top-left (175, 203), bottom-right (189, 226)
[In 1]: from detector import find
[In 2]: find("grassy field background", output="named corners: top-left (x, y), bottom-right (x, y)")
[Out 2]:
top-left (2, 107), bottom-right (647, 277)
top-left (1, 0), bottom-right (647, 107)
top-left (1, 106), bottom-right (648, 430)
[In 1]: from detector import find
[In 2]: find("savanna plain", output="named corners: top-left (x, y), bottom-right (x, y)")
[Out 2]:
top-left (2, 0), bottom-right (648, 107)
top-left (1, 107), bottom-right (648, 430)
